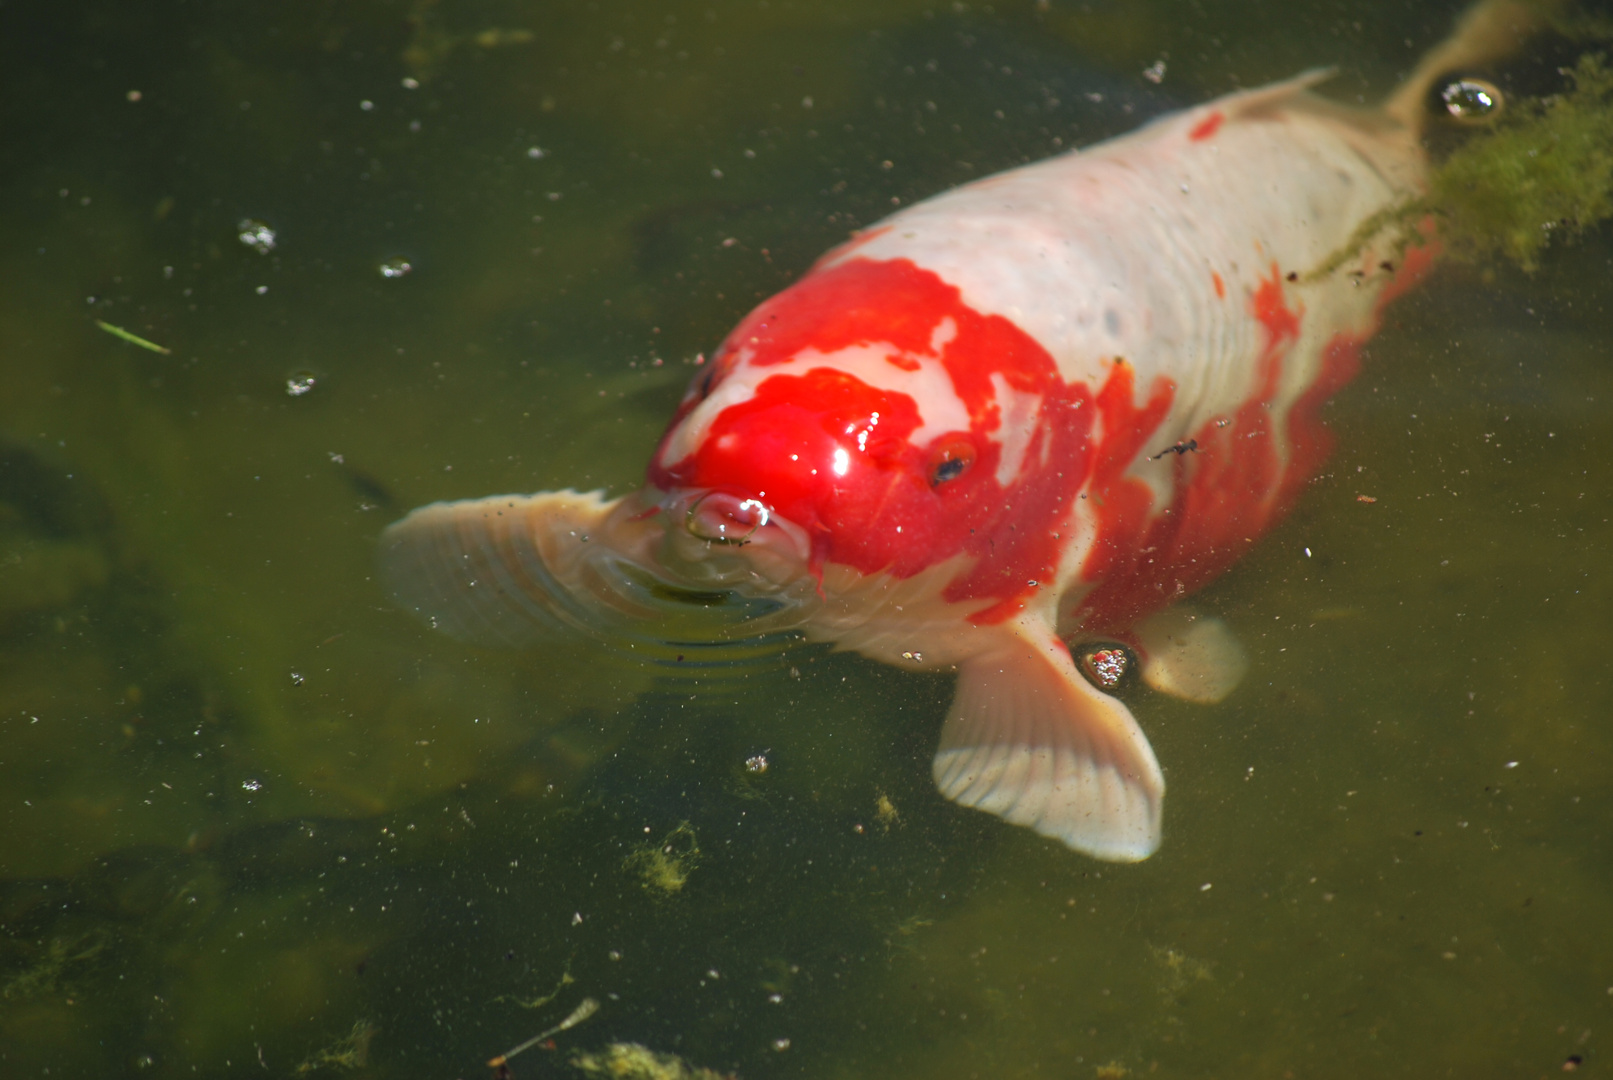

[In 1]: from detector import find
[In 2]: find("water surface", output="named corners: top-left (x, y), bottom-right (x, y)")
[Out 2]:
top-left (1, 0), bottom-right (1610, 1076)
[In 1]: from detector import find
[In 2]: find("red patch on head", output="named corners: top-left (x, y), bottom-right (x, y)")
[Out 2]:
top-left (1188, 110), bottom-right (1224, 142)
top-left (650, 257), bottom-right (1099, 615)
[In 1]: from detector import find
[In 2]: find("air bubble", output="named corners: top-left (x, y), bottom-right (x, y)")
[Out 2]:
top-left (237, 219), bottom-right (276, 254)
top-left (1077, 643), bottom-right (1137, 691)
top-left (378, 257), bottom-right (412, 279)
top-left (1441, 78), bottom-right (1503, 123)
top-left (242, 778), bottom-right (262, 792)
top-left (286, 371), bottom-right (318, 396)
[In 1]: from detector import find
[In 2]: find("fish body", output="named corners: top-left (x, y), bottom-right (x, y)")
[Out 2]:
top-left (381, 2), bottom-right (1537, 860)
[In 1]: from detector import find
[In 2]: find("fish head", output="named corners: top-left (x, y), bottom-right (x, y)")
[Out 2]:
top-left (640, 256), bottom-right (1088, 624)
top-left (646, 325), bottom-right (1001, 594)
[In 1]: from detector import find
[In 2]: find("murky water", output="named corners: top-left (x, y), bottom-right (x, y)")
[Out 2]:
top-left (2, 0), bottom-right (1610, 1076)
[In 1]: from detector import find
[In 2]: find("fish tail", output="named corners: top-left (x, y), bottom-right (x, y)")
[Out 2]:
top-left (1385, 0), bottom-right (1556, 134)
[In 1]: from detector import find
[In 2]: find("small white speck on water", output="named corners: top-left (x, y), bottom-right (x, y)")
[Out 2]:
top-left (1200, 882), bottom-right (1212, 892)
top-left (237, 218), bottom-right (276, 253)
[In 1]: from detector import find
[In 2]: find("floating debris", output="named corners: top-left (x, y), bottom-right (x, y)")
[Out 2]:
top-left (94, 320), bottom-right (170, 355)
top-left (237, 218), bottom-right (276, 254)
top-left (286, 371), bottom-right (318, 397)
top-left (874, 791), bottom-right (899, 832)
top-left (625, 821), bottom-right (701, 895)
top-left (487, 997), bottom-right (599, 1069)
top-left (495, 965), bottom-right (576, 1010)
top-left (570, 1042), bottom-right (734, 1080)
top-left (378, 256), bottom-right (412, 279)
top-left (293, 1019), bottom-right (377, 1075)
top-left (1, 930), bottom-right (108, 1001)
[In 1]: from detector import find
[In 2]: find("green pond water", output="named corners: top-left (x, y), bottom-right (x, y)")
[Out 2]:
top-left (1, 0), bottom-right (1610, 1076)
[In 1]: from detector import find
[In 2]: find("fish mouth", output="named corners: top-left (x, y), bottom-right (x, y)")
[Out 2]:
top-left (682, 490), bottom-right (772, 545)
top-left (379, 486), bottom-right (820, 659)
top-left (651, 487), bottom-right (814, 593)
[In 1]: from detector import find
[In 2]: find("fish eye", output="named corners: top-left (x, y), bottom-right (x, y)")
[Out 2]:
top-left (692, 365), bottom-right (719, 400)
top-left (927, 437), bottom-right (976, 488)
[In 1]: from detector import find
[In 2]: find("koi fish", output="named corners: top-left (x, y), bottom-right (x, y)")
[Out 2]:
top-left (381, 1), bottom-right (1538, 860)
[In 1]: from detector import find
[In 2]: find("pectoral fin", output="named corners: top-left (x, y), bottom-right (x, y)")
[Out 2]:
top-left (1134, 607), bottom-right (1248, 705)
top-left (378, 489), bottom-right (665, 649)
top-left (933, 617), bottom-right (1164, 861)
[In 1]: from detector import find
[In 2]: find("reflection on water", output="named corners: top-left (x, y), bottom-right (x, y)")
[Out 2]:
top-left (1, 0), bottom-right (1610, 1076)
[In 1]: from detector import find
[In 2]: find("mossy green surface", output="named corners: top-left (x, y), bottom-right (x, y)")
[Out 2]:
top-left (1432, 53), bottom-right (1613, 270)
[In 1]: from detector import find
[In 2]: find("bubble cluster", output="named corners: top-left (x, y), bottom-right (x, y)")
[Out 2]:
top-left (237, 218), bottom-right (276, 254)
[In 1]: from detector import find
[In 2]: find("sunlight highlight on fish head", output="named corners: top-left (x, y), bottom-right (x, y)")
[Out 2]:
top-left (648, 360), bottom-right (1009, 583)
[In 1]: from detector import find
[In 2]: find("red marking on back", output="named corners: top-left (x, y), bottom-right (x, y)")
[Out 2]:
top-left (1074, 239), bottom-right (1438, 632)
top-left (651, 258), bottom-right (1097, 618)
top-left (1188, 110), bottom-right (1224, 142)
top-left (1252, 262), bottom-right (1301, 345)
top-left (1211, 270), bottom-right (1225, 300)
top-left (1277, 231), bottom-right (1439, 510)
top-left (1076, 264), bottom-right (1302, 630)
top-left (1078, 361), bottom-right (1176, 586)
top-left (884, 353), bottom-right (921, 372)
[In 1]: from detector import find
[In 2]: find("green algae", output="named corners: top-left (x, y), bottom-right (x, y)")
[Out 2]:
top-left (624, 821), bottom-right (702, 896)
top-left (1318, 52), bottom-right (1613, 278)
top-left (293, 1019), bottom-right (378, 1075)
top-left (571, 1042), bottom-right (735, 1080)
top-left (1430, 53), bottom-right (1613, 270)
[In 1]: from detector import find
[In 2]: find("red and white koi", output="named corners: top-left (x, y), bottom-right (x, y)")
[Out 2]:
top-left (381, 1), bottom-right (1538, 860)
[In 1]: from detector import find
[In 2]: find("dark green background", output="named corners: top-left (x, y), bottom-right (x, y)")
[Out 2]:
top-left (0, 0), bottom-right (1609, 1076)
